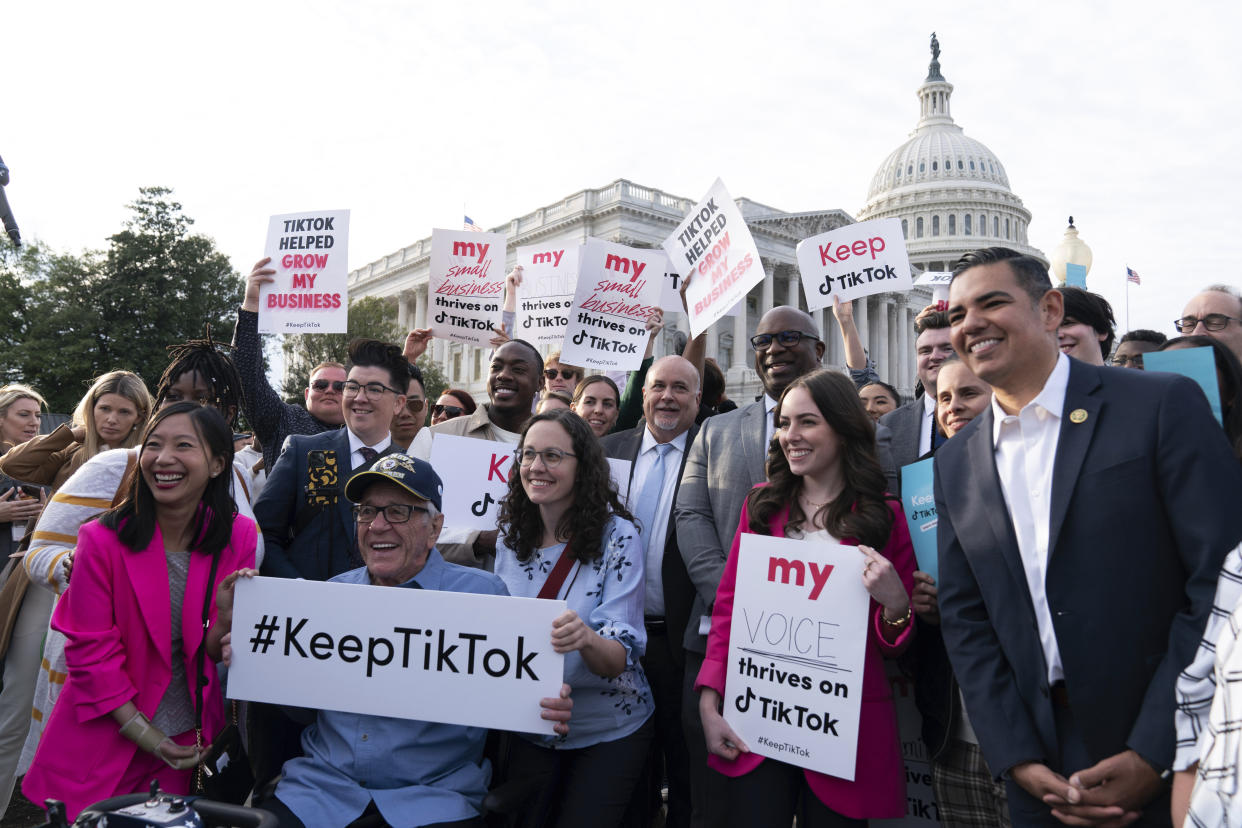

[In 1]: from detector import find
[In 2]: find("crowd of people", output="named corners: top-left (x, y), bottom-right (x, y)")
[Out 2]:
top-left (0, 249), bottom-right (1240, 828)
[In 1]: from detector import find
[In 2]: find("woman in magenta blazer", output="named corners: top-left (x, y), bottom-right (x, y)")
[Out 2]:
top-left (697, 370), bottom-right (916, 827)
top-left (23, 403), bottom-right (257, 820)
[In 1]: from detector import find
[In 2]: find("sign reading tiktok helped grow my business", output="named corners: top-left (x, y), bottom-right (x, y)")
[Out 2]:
top-left (796, 218), bottom-right (913, 312)
top-left (662, 179), bottom-right (764, 337)
top-left (515, 243), bottom-right (580, 347)
top-left (559, 239), bottom-right (664, 372)
top-left (724, 534), bottom-right (869, 780)
top-left (429, 229), bottom-right (507, 347)
top-left (228, 576), bottom-right (566, 734)
top-left (260, 210), bottom-right (350, 333)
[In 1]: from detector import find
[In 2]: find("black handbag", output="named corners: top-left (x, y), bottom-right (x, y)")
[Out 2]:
top-left (192, 551), bottom-right (255, 804)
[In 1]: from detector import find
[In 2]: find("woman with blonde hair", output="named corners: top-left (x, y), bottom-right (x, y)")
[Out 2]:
top-left (1, 370), bottom-right (152, 489)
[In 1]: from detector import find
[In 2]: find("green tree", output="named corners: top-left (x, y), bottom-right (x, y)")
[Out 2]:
top-left (280, 295), bottom-right (405, 402)
top-left (416, 354), bottom-right (449, 406)
top-left (0, 243), bottom-right (37, 380)
top-left (15, 188), bottom-right (243, 412)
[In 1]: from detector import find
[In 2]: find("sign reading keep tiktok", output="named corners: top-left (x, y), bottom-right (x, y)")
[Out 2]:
top-left (795, 218), bottom-right (913, 311)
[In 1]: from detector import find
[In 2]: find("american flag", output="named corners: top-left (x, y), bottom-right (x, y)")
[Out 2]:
top-left (1126, 266), bottom-right (1141, 286)
top-left (463, 215), bottom-right (485, 233)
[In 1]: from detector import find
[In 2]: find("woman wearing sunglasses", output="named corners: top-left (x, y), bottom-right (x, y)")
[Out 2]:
top-left (430, 389), bottom-right (477, 426)
top-left (494, 409), bottom-right (653, 828)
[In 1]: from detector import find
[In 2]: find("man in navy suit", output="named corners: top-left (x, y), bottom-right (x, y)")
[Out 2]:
top-left (256, 338), bottom-right (410, 582)
top-left (603, 355), bottom-right (701, 828)
top-left (935, 247), bottom-right (1242, 826)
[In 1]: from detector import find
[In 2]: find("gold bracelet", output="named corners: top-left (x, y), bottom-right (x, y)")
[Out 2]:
top-left (882, 604), bottom-right (912, 628)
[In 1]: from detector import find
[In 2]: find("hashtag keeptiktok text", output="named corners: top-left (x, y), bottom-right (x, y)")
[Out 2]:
top-left (249, 614), bottom-right (543, 680)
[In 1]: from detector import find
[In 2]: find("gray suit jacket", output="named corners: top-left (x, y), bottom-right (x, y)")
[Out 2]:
top-left (674, 398), bottom-right (898, 654)
top-left (880, 398), bottom-right (925, 478)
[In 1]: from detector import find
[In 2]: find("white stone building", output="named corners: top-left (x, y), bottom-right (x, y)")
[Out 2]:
top-left (346, 37), bottom-right (1039, 402)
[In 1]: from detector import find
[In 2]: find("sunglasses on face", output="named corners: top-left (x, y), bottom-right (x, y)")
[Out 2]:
top-left (405, 399), bottom-right (425, 413)
top-left (432, 404), bottom-right (464, 418)
top-left (310, 379), bottom-right (347, 393)
top-left (544, 369), bottom-right (578, 381)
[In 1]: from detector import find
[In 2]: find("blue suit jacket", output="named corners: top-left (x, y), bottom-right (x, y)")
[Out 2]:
top-left (935, 358), bottom-right (1242, 776)
top-left (255, 430), bottom-right (388, 581)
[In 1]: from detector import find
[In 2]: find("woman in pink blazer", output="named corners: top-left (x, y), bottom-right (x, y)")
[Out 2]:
top-left (23, 403), bottom-right (257, 820)
top-left (697, 370), bottom-right (916, 827)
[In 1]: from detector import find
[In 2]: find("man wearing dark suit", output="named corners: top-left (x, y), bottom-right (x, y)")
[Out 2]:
top-left (602, 355), bottom-right (701, 828)
top-left (935, 248), bottom-right (1242, 827)
top-left (881, 307), bottom-right (954, 475)
top-left (256, 337), bottom-right (410, 581)
top-left (675, 305), bottom-right (900, 826)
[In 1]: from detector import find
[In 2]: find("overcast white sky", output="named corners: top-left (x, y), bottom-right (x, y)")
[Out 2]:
top-left (5, 0), bottom-right (1240, 337)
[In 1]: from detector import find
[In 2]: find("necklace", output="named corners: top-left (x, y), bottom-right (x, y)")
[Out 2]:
top-left (800, 494), bottom-right (830, 509)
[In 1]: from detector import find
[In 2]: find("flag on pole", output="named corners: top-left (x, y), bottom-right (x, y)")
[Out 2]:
top-left (1126, 266), bottom-right (1141, 286)
top-left (463, 215), bottom-right (485, 232)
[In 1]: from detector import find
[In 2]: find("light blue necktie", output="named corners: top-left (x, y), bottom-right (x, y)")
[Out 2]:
top-left (634, 443), bottom-right (673, 544)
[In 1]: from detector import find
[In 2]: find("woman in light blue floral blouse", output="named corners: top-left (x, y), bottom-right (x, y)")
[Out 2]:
top-left (494, 408), bottom-right (654, 828)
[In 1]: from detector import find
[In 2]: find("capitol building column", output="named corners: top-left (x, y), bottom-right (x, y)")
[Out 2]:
top-left (856, 296), bottom-right (870, 370)
top-left (896, 298), bottom-right (912, 393)
top-left (761, 259), bottom-right (775, 312)
top-left (731, 290), bottom-right (749, 373)
top-left (876, 297), bottom-right (890, 383)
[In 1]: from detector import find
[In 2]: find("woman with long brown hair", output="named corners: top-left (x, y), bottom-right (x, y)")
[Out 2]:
top-left (697, 369), bottom-right (916, 827)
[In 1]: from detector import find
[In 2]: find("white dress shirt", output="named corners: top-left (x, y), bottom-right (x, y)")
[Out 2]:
top-left (918, 393), bottom-right (936, 457)
top-left (629, 429), bottom-right (688, 617)
top-left (346, 429), bottom-right (391, 471)
top-left (991, 352), bottom-right (1070, 684)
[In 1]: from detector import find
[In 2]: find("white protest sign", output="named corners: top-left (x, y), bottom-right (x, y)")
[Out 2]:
top-left (430, 433), bottom-right (631, 531)
top-left (228, 576), bottom-right (566, 734)
top-left (260, 210), bottom-right (350, 334)
top-left (914, 271), bottom-right (951, 311)
top-left (662, 179), bottom-right (764, 337)
top-left (515, 243), bottom-right (580, 346)
top-left (657, 251), bottom-right (740, 317)
top-left (796, 218), bottom-right (912, 312)
top-left (559, 239), bottom-right (665, 372)
top-left (723, 534), bottom-right (870, 780)
top-left (429, 229), bottom-right (507, 346)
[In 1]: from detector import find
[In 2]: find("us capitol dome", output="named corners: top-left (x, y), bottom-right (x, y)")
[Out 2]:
top-left (857, 34), bottom-right (1046, 272)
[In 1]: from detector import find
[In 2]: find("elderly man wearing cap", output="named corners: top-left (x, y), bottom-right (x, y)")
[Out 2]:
top-left (236, 453), bottom-right (573, 828)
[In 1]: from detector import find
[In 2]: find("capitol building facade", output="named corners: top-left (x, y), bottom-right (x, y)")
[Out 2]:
top-left (348, 39), bottom-right (1042, 402)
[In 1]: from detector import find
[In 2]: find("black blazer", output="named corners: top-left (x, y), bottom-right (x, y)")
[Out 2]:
top-left (602, 422), bottom-right (699, 668)
top-left (255, 430), bottom-right (395, 582)
top-left (935, 358), bottom-right (1242, 775)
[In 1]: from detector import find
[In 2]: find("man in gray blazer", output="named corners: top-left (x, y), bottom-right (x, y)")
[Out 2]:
top-left (881, 307), bottom-right (955, 476)
top-left (674, 305), bottom-right (898, 826)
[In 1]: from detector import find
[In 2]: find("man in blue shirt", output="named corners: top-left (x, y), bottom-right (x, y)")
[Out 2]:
top-left (262, 453), bottom-right (572, 828)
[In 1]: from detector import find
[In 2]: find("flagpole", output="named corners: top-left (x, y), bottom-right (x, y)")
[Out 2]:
top-left (1125, 266), bottom-right (1131, 333)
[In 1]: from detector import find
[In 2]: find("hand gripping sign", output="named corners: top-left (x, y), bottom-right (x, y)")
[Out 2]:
top-left (515, 243), bottom-right (581, 346)
top-left (228, 576), bottom-right (566, 734)
top-left (260, 210), bottom-right (350, 334)
top-left (795, 218), bottom-right (913, 312)
top-left (559, 239), bottom-right (666, 373)
top-left (430, 229), bottom-right (508, 346)
top-left (662, 179), bottom-right (764, 337)
top-left (724, 534), bottom-right (869, 780)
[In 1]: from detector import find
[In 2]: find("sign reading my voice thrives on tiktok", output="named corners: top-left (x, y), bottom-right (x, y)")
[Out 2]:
top-left (260, 210), bottom-right (350, 334)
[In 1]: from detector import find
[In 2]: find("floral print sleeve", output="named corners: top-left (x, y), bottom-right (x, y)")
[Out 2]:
top-left (586, 516), bottom-right (647, 669)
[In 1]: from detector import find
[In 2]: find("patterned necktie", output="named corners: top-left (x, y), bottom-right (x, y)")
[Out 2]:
top-left (358, 446), bottom-right (379, 467)
top-left (634, 443), bottom-right (673, 546)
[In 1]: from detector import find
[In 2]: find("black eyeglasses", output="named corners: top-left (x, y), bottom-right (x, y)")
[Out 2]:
top-left (432, 404), bottom-right (463, 418)
top-left (750, 330), bottom-right (821, 351)
top-left (1111, 354), bottom-right (1145, 368)
top-left (342, 380), bottom-right (401, 398)
top-left (516, 447), bottom-right (577, 467)
top-left (310, 379), bottom-right (347, 393)
top-left (544, 369), bottom-right (579, 381)
top-left (1174, 314), bottom-right (1241, 333)
top-left (353, 503), bottom-right (426, 524)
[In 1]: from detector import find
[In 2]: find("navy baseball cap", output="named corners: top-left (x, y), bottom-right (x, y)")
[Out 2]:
top-left (344, 452), bottom-right (443, 511)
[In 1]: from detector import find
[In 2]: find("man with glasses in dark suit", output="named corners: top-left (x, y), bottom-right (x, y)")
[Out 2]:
top-left (1177, 285), bottom-right (1242, 363)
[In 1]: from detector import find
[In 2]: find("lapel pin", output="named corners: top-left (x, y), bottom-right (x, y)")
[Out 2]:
top-left (1069, 408), bottom-right (1088, 424)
